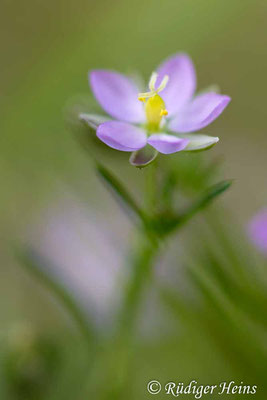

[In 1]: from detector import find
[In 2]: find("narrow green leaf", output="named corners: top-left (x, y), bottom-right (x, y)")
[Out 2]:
top-left (151, 180), bottom-right (233, 236)
top-left (180, 179), bottom-right (233, 222)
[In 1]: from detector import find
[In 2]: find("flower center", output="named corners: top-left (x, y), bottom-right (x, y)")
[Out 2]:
top-left (138, 72), bottom-right (169, 131)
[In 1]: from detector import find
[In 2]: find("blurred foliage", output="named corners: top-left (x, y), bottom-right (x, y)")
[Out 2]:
top-left (161, 214), bottom-right (267, 399)
top-left (7, 208), bottom-right (267, 399)
top-left (2, 324), bottom-right (61, 400)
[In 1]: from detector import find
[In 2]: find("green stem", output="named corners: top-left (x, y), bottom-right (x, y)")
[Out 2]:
top-left (145, 160), bottom-right (158, 214)
top-left (100, 162), bottom-right (160, 399)
top-left (107, 165), bottom-right (160, 398)
top-left (102, 231), bottom-right (159, 400)
top-left (119, 232), bottom-right (159, 335)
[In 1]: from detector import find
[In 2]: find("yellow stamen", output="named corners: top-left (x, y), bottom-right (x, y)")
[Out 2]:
top-left (160, 109), bottom-right (168, 116)
top-left (138, 73), bottom-right (169, 101)
top-left (145, 94), bottom-right (168, 131)
top-left (137, 72), bottom-right (169, 130)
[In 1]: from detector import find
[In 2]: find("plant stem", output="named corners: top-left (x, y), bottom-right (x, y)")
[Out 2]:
top-left (119, 231), bottom-right (159, 336)
top-left (102, 231), bottom-right (159, 400)
top-left (109, 165), bottom-right (160, 398)
top-left (145, 160), bottom-right (158, 214)
top-left (100, 162), bottom-right (160, 399)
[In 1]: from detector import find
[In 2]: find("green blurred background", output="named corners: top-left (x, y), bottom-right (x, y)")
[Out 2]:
top-left (1, 0), bottom-right (267, 399)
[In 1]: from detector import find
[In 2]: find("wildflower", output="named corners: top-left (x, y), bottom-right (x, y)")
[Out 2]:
top-left (81, 53), bottom-right (231, 166)
top-left (248, 208), bottom-right (267, 255)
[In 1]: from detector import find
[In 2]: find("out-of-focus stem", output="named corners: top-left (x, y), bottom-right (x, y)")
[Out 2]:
top-left (145, 160), bottom-right (158, 214)
top-left (101, 164), bottom-right (160, 399)
top-left (101, 230), bottom-right (159, 400)
top-left (119, 231), bottom-right (159, 336)
top-left (117, 162), bottom-right (160, 341)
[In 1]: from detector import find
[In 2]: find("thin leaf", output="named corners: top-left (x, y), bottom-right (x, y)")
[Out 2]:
top-left (150, 180), bottom-right (233, 236)
top-left (180, 179), bottom-right (233, 222)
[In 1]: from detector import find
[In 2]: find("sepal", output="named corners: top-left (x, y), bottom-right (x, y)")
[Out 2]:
top-left (79, 113), bottom-right (110, 130)
top-left (129, 146), bottom-right (158, 168)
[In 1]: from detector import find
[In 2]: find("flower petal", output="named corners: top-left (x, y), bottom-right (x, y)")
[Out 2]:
top-left (156, 53), bottom-right (196, 116)
top-left (79, 113), bottom-right (110, 130)
top-left (248, 209), bottom-right (267, 254)
top-left (178, 133), bottom-right (219, 151)
top-left (169, 92), bottom-right (231, 133)
top-left (89, 70), bottom-right (144, 123)
top-left (97, 121), bottom-right (147, 152)
top-left (129, 146), bottom-right (158, 167)
top-left (147, 133), bottom-right (189, 154)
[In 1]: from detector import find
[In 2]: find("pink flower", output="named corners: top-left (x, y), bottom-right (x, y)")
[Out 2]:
top-left (81, 53), bottom-right (231, 166)
top-left (248, 208), bottom-right (267, 255)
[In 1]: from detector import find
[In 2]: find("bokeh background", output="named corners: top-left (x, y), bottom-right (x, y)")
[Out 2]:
top-left (1, 0), bottom-right (267, 399)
